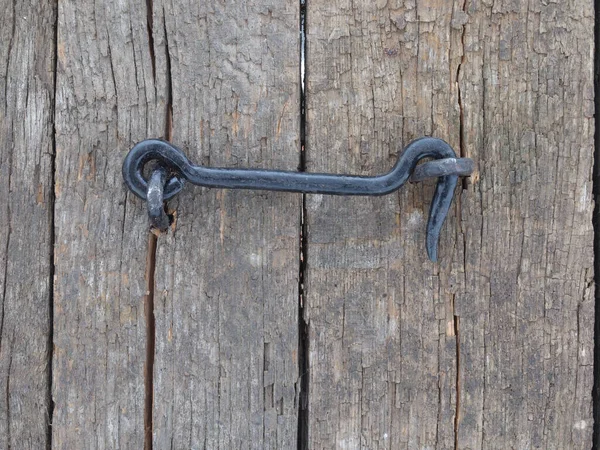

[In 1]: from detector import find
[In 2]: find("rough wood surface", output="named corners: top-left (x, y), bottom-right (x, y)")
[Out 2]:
top-left (52, 0), bottom-right (169, 447)
top-left (305, 0), bottom-right (594, 449)
top-left (150, 0), bottom-right (301, 448)
top-left (2, 0), bottom-right (597, 447)
top-left (0, 0), bottom-right (55, 447)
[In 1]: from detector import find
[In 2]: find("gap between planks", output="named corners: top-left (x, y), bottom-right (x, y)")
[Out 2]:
top-left (297, 0), bottom-right (309, 448)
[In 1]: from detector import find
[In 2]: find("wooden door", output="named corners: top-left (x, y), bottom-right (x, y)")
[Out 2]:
top-left (0, 0), bottom-right (595, 449)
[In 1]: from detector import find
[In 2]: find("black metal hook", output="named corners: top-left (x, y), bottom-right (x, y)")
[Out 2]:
top-left (122, 137), bottom-right (474, 261)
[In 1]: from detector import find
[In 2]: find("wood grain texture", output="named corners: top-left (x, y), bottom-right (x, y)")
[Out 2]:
top-left (304, 0), bottom-right (594, 449)
top-left (150, 0), bottom-right (301, 448)
top-left (3, 0), bottom-right (595, 447)
top-left (52, 0), bottom-right (170, 447)
top-left (0, 0), bottom-right (55, 447)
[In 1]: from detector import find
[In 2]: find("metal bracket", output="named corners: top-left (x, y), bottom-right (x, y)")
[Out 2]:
top-left (122, 137), bottom-right (474, 261)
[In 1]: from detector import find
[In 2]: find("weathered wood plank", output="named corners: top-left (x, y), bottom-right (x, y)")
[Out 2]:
top-left (53, 0), bottom-right (170, 447)
top-left (305, 0), bottom-right (594, 448)
top-left (455, 2), bottom-right (594, 448)
top-left (0, 0), bottom-right (55, 447)
top-left (150, 1), bottom-right (301, 448)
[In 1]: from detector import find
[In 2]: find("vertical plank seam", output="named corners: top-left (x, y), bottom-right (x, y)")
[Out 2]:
top-left (453, 2), bottom-right (468, 446)
top-left (592, 0), bottom-right (600, 446)
top-left (142, 0), bottom-right (157, 439)
top-left (297, 0), bottom-right (309, 448)
top-left (47, 0), bottom-right (59, 447)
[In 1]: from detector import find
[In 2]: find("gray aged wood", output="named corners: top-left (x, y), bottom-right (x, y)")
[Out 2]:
top-left (305, 0), bottom-right (594, 449)
top-left (0, 0), bottom-right (55, 447)
top-left (150, 0), bottom-right (301, 448)
top-left (52, 0), bottom-right (169, 447)
top-left (2, 0), bottom-right (596, 447)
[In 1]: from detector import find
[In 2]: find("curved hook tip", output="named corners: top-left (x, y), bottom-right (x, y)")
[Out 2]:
top-left (426, 243), bottom-right (438, 263)
top-left (425, 173), bottom-right (459, 263)
top-left (426, 226), bottom-right (439, 262)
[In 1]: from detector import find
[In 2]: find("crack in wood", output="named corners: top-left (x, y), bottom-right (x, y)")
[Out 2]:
top-left (454, 312), bottom-right (460, 450)
top-left (163, 9), bottom-right (172, 141)
top-left (0, 151), bottom-right (10, 366)
top-left (5, 335), bottom-right (13, 450)
top-left (144, 233), bottom-right (158, 450)
top-left (146, 0), bottom-right (156, 83)
top-left (456, 8), bottom-right (467, 191)
top-left (3, 0), bottom-right (17, 111)
top-left (0, 127), bottom-right (12, 448)
top-left (453, 5), bottom-right (467, 444)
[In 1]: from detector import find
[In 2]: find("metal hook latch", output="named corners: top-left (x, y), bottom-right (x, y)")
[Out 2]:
top-left (122, 137), bottom-right (474, 261)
